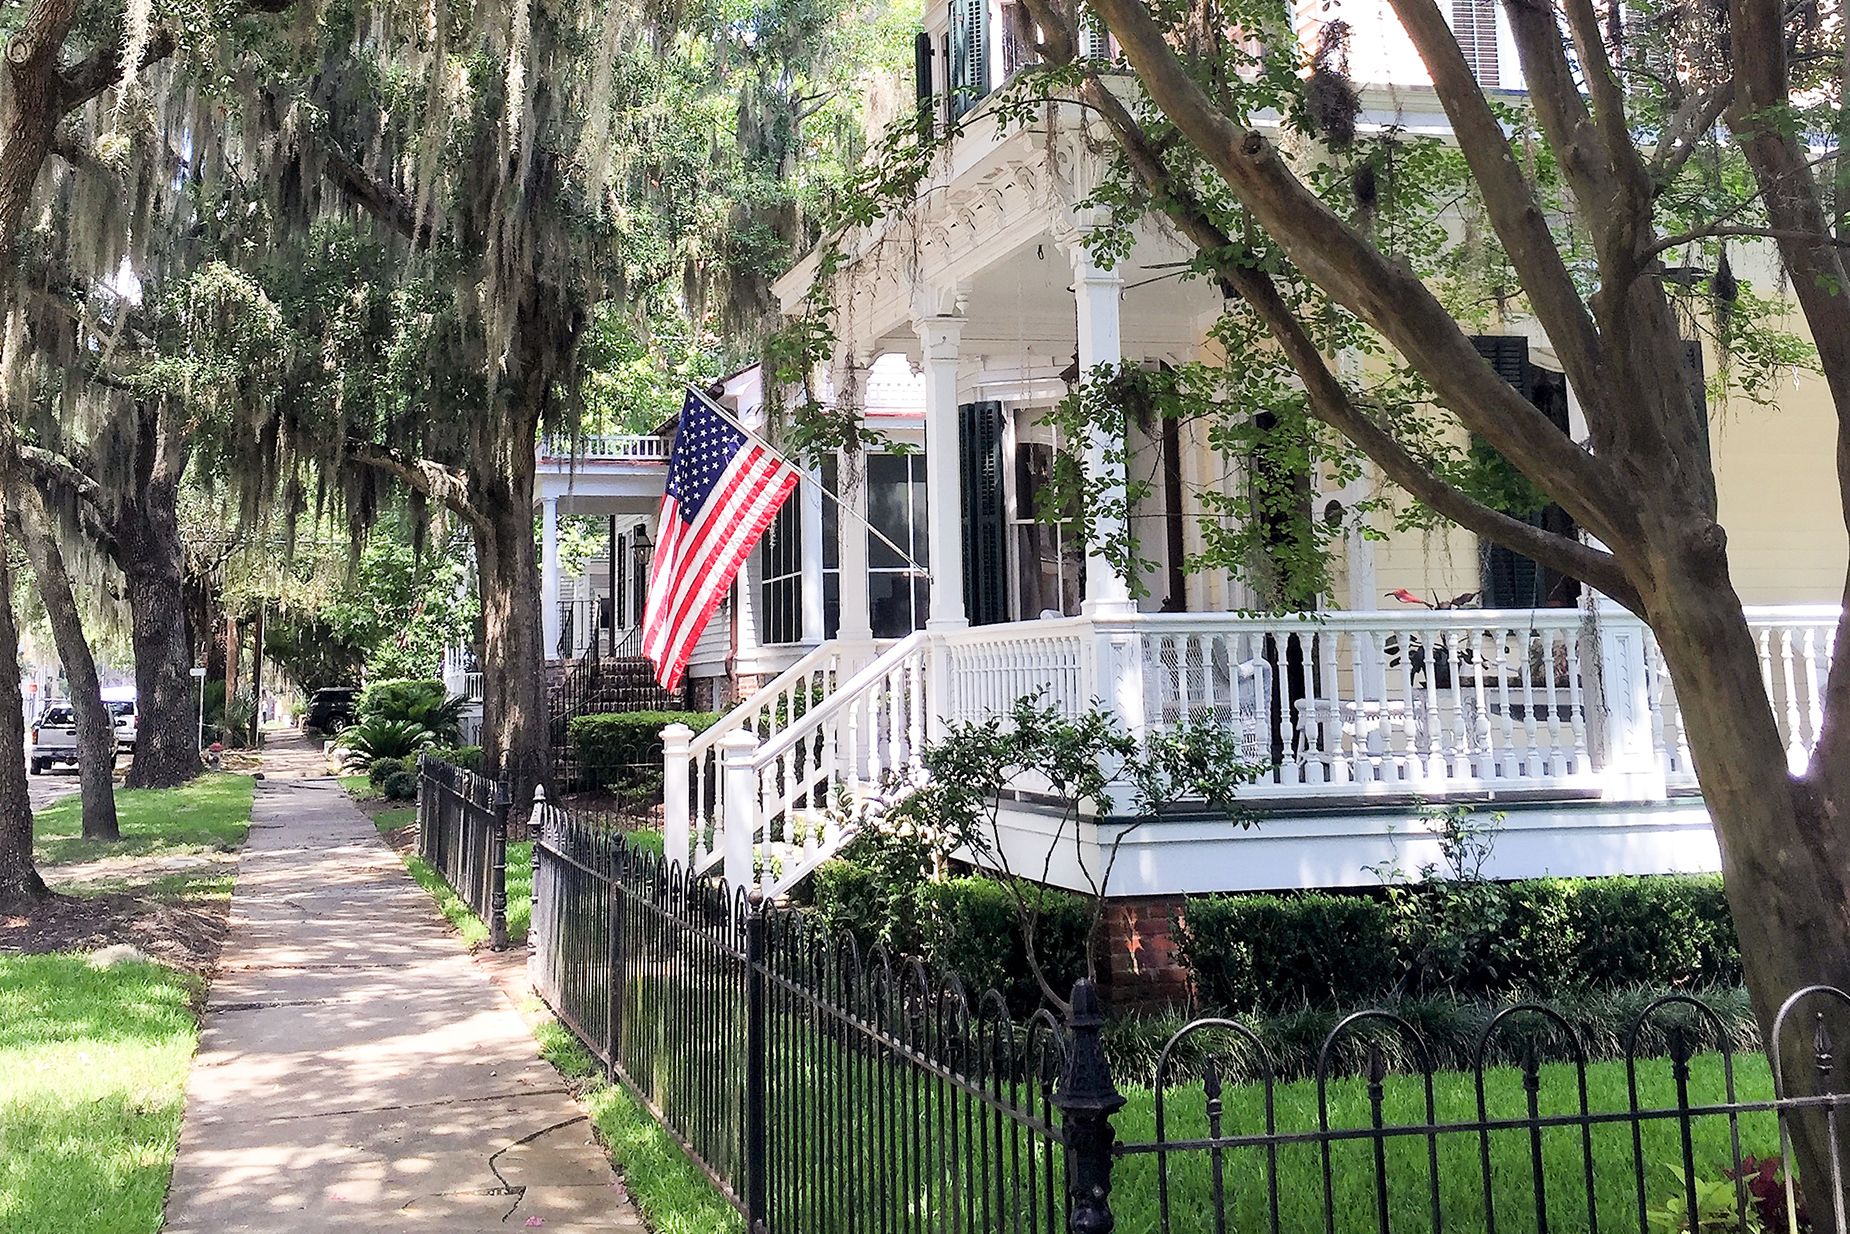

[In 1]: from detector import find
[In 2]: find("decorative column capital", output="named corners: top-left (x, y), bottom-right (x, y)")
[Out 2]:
top-left (914, 314), bottom-right (964, 359)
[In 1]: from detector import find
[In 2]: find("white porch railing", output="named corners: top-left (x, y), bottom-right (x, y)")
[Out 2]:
top-left (539, 434), bottom-right (672, 461)
top-left (663, 605), bottom-right (1841, 896)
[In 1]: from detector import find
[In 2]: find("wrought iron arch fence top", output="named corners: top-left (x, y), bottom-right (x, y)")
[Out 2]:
top-left (526, 787), bottom-right (1850, 1234)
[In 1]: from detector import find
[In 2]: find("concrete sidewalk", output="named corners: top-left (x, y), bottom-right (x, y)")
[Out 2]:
top-left (163, 740), bottom-right (643, 1233)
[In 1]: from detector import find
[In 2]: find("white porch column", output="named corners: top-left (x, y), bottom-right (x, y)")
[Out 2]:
top-left (1587, 597), bottom-right (1670, 801)
top-left (918, 316), bottom-right (968, 630)
top-left (800, 464), bottom-right (827, 644)
top-left (836, 450), bottom-right (874, 643)
top-left (1070, 244), bottom-right (1135, 617)
top-left (540, 495), bottom-right (562, 660)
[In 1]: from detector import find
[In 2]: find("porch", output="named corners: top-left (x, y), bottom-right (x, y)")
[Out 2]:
top-left (665, 604), bottom-right (1835, 900)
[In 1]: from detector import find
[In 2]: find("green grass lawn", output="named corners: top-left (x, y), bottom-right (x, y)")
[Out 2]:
top-left (34, 775), bottom-right (254, 868)
top-left (1108, 1050), bottom-right (1776, 1234)
top-left (0, 955), bottom-right (200, 1234)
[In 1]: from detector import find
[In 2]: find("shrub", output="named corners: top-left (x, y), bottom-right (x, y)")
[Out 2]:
top-left (1572, 875), bottom-right (1740, 987)
top-left (807, 849), bottom-right (1089, 1014)
top-left (358, 678), bottom-right (464, 742)
top-left (1177, 893), bottom-right (1402, 1013)
top-left (424, 744), bottom-right (485, 772)
top-left (567, 711), bottom-right (723, 775)
top-left (1177, 875), bottom-right (1741, 1013)
top-left (380, 769), bottom-right (419, 801)
top-left (341, 717), bottom-right (433, 769)
top-left (919, 876), bottom-right (1090, 1012)
top-left (368, 755), bottom-right (411, 787)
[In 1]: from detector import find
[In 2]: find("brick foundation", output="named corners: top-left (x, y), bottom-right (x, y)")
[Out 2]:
top-left (1100, 894), bottom-right (1193, 1010)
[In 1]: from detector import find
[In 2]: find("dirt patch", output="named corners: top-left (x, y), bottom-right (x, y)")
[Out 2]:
top-left (47, 851), bottom-right (237, 890)
top-left (0, 889), bottom-right (230, 978)
top-left (375, 817), bottom-right (416, 855)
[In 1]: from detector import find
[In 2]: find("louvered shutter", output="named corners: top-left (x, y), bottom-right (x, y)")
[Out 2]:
top-left (1470, 335), bottom-right (1543, 608)
top-left (960, 401), bottom-right (1009, 626)
top-left (1449, 0), bottom-right (1500, 86)
top-left (948, 0), bottom-right (990, 119)
top-left (1082, 14), bottom-right (1111, 59)
top-left (915, 32), bottom-right (934, 119)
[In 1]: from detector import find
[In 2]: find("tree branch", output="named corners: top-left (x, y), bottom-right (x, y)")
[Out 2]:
top-left (321, 137), bottom-right (430, 247)
top-left (1382, 0), bottom-right (1607, 398)
top-left (1649, 84), bottom-right (1734, 187)
top-left (1084, 0), bottom-right (1638, 564)
top-left (1641, 225), bottom-right (1850, 262)
top-left (343, 442), bottom-right (485, 529)
top-left (1072, 71), bottom-right (1640, 611)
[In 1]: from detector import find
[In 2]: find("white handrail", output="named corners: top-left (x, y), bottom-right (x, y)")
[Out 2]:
top-left (754, 632), bottom-right (929, 765)
top-left (688, 642), bottom-right (843, 762)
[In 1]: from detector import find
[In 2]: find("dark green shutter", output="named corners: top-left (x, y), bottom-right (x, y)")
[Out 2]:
top-left (1470, 336), bottom-right (1543, 608)
top-left (960, 401), bottom-right (1008, 626)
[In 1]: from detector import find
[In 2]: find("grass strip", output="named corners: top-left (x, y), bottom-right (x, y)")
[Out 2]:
top-left (531, 1013), bottom-right (745, 1234)
top-left (368, 805), bottom-right (533, 946)
top-left (34, 775), bottom-right (254, 867)
top-left (0, 954), bottom-right (201, 1234)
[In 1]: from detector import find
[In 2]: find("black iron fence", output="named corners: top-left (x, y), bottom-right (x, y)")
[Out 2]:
top-left (531, 804), bottom-right (1072, 1233)
top-left (415, 756), bottom-right (512, 950)
top-left (528, 793), bottom-right (1850, 1233)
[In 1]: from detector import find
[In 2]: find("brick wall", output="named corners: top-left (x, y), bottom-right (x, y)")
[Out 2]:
top-left (1100, 894), bottom-right (1192, 1008)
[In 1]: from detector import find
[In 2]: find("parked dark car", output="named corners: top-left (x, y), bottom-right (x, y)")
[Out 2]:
top-left (305, 687), bottom-right (359, 735)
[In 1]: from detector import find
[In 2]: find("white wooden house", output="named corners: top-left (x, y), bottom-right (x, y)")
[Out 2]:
top-left (503, 0), bottom-right (1845, 992)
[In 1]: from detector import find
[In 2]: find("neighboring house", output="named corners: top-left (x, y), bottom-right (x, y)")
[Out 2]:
top-left (517, 0), bottom-right (1844, 994)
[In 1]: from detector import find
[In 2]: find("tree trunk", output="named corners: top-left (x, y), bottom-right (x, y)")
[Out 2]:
top-left (12, 490), bottom-right (116, 840)
top-left (119, 477), bottom-right (197, 788)
top-left (0, 496), bottom-right (45, 905)
top-left (475, 449), bottom-right (549, 810)
top-left (1648, 569), bottom-right (1850, 1217)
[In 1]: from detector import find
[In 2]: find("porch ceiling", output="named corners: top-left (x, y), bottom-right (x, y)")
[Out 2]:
top-left (867, 225), bottom-right (1226, 365)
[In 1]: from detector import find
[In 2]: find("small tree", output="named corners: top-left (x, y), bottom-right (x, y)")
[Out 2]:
top-left (865, 697), bottom-right (1260, 1012)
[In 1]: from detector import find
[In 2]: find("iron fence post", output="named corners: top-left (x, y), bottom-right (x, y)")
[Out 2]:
top-left (745, 908), bottom-right (769, 1230)
top-left (605, 838), bottom-right (623, 1079)
top-left (1056, 978), bottom-right (1125, 1234)
top-left (488, 778), bottom-right (511, 952)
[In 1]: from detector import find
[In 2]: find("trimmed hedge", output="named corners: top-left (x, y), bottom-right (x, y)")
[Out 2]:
top-left (1177, 874), bottom-right (1741, 1013)
top-left (567, 711), bottom-right (723, 770)
top-left (808, 859), bottom-right (1090, 1014)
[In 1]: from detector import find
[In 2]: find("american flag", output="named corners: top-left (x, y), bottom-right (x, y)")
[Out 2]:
top-left (642, 389), bottom-right (800, 691)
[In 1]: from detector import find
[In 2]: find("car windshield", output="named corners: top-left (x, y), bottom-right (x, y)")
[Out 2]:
top-left (41, 707), bottom-right (74, 726)
top-left (107, 701), bottom-right (134, 717)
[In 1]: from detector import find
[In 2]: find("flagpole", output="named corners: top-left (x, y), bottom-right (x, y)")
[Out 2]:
top-left (683, 384), bottom-right (933, 581)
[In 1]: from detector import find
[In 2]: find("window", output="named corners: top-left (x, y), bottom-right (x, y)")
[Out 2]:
top-left (947, 0), bottom-right (990, 121)
top-left (1471, 336), bottom-right (1582, 608)
top-left (1449, 0), bottom-right (1499, 86)
top-left (761, 489), bottom-right (804, 645)
top-left (1010, 412), bottom-right (1082, 619)
top-left (867, 452), bottom-right (930, 637)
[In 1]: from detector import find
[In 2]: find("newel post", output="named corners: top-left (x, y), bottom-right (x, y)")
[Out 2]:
top-left (661, 722), bottom-right (694, 869)
top-left (719, 730), bottom-right (760, 893)
top-left (1056, 978), bottom-right (1125, 1233)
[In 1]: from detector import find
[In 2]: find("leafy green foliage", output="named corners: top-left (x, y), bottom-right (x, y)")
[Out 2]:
top-left (357, 679), bottom-right (464, 743)
top-left (807, 852), bottom-right (1090, 1014)
top-left (1177, 875), bottom-right (1742, 1013)
top-left (424, 744), bottom-right (486, 772)
top-left (339, 718), bottom-right (434, 770)
top-left (566, 710), bottom-right (723, 769)
top-left (379, 769), bottom-right (419, 802)
top-left (367, 755), bottom-right (413, 788)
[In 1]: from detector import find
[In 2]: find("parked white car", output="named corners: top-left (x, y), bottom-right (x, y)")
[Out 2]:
top-left (102, 687), bottom-right (137, 753)
top-left (30, 705), bottom-right (79, 774)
